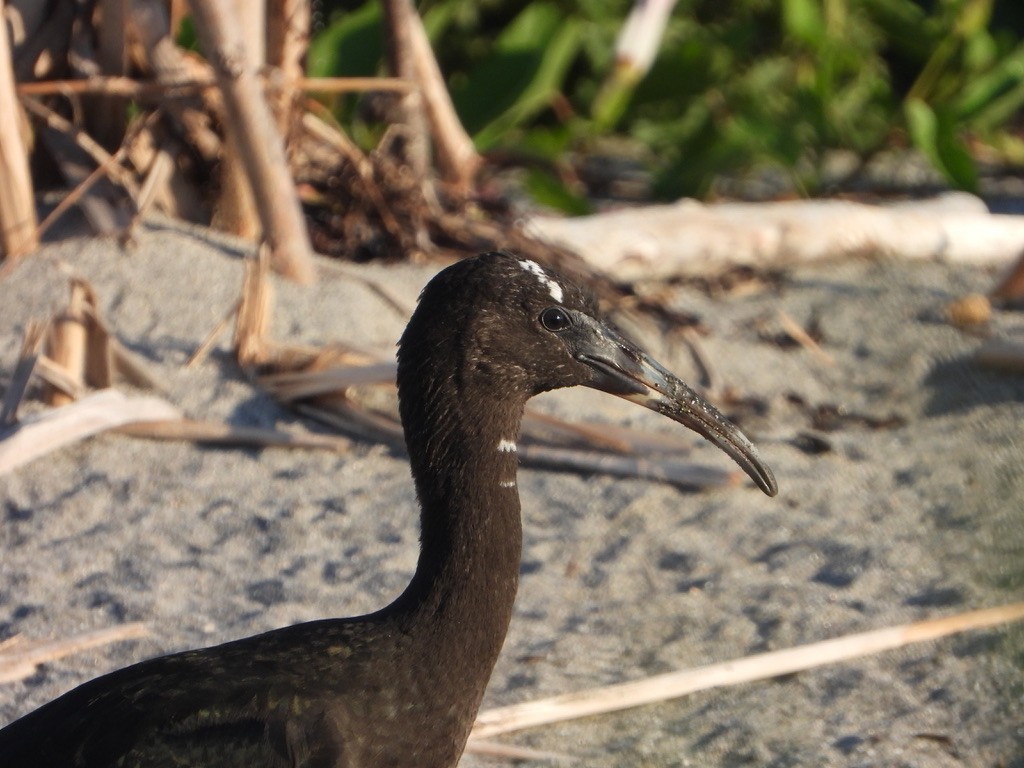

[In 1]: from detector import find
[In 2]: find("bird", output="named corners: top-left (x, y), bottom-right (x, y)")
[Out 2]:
top-left (0, 251), bottom-right (777, 767)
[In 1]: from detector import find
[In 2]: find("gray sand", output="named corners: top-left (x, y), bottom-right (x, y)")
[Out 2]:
top-left (1, 222), bottom-right (1022, 766)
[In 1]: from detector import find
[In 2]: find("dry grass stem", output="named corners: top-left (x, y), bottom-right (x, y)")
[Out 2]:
top-left (115, 418), bottom-right (351, 452)
top-left (681, 326), bottom-right (720, 392)
top-left (234, 249), bottom-right (274, 367)
top-left (34, 355), bottom-right (86, 401)
top-left (470, 602), bottom-right (1024, 740)
top-left (16, 75), bottom-right (412, 99)
top-left (260, 363), bottom-right (398, 402)
top-left (776, 309), bottom-right (834, 366)
top-left (39, 278), bottom-right (159, 399)
top-left (974, 337), bottom-right (1024, 372)
top-left (132, 143), bottom-right (176, 222)
top-left (463, 739), bottom-right (572, 762)
top-left (517, 444), bottom-right (738, 490)
top-left (523, 410), bottom-right (635, 454)
top-left (188, 0), bottom-right (315, 283)
top-left (19, 97), bottom-right (140, 194)
top-left (990, 249), bottom-right (1024, 301)
top-left (188, 298), bottom-right (242, 368)
top-left (299, 111), bottom-right (405, 243)
top-left (294, 402), bottom-right (405, 446)
top-left (1, 319), bottom-right (47, 426)
top-left (0, 389), bottom-right (182, 476)
top-left (45, 281), bottom-right (92, 405)
top-left (0, 623), bottom-right (148, 685)
top-left (0, 8), bottom-right (38, 260)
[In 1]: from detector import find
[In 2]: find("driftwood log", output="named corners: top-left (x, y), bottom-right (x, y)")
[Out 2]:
top-left (527, 193), bottom-right (1024, 280)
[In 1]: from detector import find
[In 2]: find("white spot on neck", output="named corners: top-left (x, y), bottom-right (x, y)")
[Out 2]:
top-left (497, 438), bottom-right (518, 453)
top-left (498, 479), bottom-right (516, 489)
top-left (518, 259), bottom-right (564, 303)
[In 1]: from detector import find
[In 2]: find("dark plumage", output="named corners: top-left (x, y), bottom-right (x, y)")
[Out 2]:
top-left (0, 252), bottom-right (776, 767)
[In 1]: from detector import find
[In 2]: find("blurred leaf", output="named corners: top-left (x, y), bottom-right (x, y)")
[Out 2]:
top-left (523, 168), bottom-right (593, 215)
top-left (591, 74), bottom-right (637, 132)
top-left (954, 42), bottom-right (1024, 123)
top-left (176, 14), bottom-right (199, 51)
top-left (904, 98), bottom-right (978, 191)
top-left (307, 2), bottom-right (382, 79)
top-left (453, 3), bottom-right (582, 149)
top-left (782, 0), bottom-right (825, 46)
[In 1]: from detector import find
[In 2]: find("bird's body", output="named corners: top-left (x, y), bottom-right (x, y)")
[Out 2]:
top-left (0, 252), bottom-right (776, 767)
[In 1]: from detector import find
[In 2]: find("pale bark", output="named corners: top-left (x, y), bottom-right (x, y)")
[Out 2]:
top-left (526, 193), bottom-right (1024, 280)
top-left (188, 0), bottom-right (315, 283)
top-left (0, 0), bottom-right (38, 261)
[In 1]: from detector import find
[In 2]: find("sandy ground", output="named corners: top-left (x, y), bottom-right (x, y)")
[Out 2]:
top-left (1, 220), bottom-right (1022, 767)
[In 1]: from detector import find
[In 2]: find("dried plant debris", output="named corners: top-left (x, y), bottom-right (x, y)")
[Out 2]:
top-left (41, 278), bottom-right (160, 403)
top-left (0, 390), bottom-right (181, 476)
top-left (974, 335), bottom-right (1024, 374)
top-left (0, 624), bottom-right (148, 685)
top-left (0, 319), bottom-right (47, 427)
top-left (783, 393), bottom-right (907, 433)
top-left (990, 249), bottom-right (1024, 305)
top-left (469, 603), bottom-right (1024, 743)
top-left (945, 293), bottom-right (992, 329)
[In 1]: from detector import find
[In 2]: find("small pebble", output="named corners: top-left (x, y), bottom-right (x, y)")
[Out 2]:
top-left (946, 293), bottom-right (991, 328)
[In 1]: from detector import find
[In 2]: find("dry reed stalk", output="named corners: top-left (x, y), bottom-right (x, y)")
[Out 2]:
top-left (991, 249), bottom-right (1024, 301)
top-left (34, 138), bottom-right (134, 241)
top-left (0, 0), bottom-right (39, 261)
top-left (294, 401), bottom-right (406, 446)
top-left (974, 337), bottom-right (1024, 372)
top-left (518, 444), bottom-right (739, 489)
top-left (470, 602), bottom-right (1024, 740)
top-left (523, 410), bottom-right (635, 454)
top-left (40, 277), bottom-right (159, 399)
top-left (211, 0), bottom-right (265, 242)
top-left (0, 623), bottom-right (148, 685)
top-left (0, 319), bottom-right (47, 426)
top-left (299, 110), bottom-right (405, 243)
top-left (234, 248), bottom-right (274, 367)
top-left (114, 418), bottom-right (351, 453)
top-left (93, 0), bottom-right (130, 150)
top-left (380, 0), bottom-right (430, 178)
top-left (127, 0), bottom-right (222, 161)
top-left (463, 739), bottom-right (571, 762)
top-left (259, 363), bottom-right (398, 402)
top-left (45, 281), bottom-right (92, 406)
top-left (266, 0), bottom-right (310, 136)
top-left (188, 298), bottom-right (242, 369)
top-left (16, 75), bottom-right (413, 98)
top-left (776, 309), bottom-right (834, 366)
top-left (19, 96), bottom-right (140, 194)
top-left (132, 141), bottom-right (176, 221)
top-left (399, 0), bottom-right (482, 191)
top-left (0, 389), bottom-right (182, 476)
top-left (126, 124), bottom-right (208, 224)
top-left (189, 0), bottom-right (315, 283)
top-left (33, 355), bottom-right (86, 400)
top-left (681, 326), bottom-right (720, 392)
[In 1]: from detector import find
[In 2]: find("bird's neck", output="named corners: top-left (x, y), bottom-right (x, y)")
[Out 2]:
top-left (389, 385), bottom-right (526, 725)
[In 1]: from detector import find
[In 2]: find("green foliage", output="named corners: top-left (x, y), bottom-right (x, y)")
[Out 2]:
top-left (311, 0), bottom-right (1024, 206)
top-left (448, 2), bottom-right (582, 149)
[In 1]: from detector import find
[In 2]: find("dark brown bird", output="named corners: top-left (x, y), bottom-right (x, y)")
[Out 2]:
top-left (0, 252), bottom-right (776, 767)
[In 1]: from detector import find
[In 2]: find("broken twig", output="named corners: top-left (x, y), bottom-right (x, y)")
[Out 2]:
top-left (470, 602), bottom-right (1024, 740)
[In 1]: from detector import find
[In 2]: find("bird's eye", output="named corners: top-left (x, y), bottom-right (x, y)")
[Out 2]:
top-left (539, 307), bottom-right (571, 332)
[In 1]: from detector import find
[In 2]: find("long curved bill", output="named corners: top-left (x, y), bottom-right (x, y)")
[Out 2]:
top-left (575, 316), bottom-right (778, 497)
